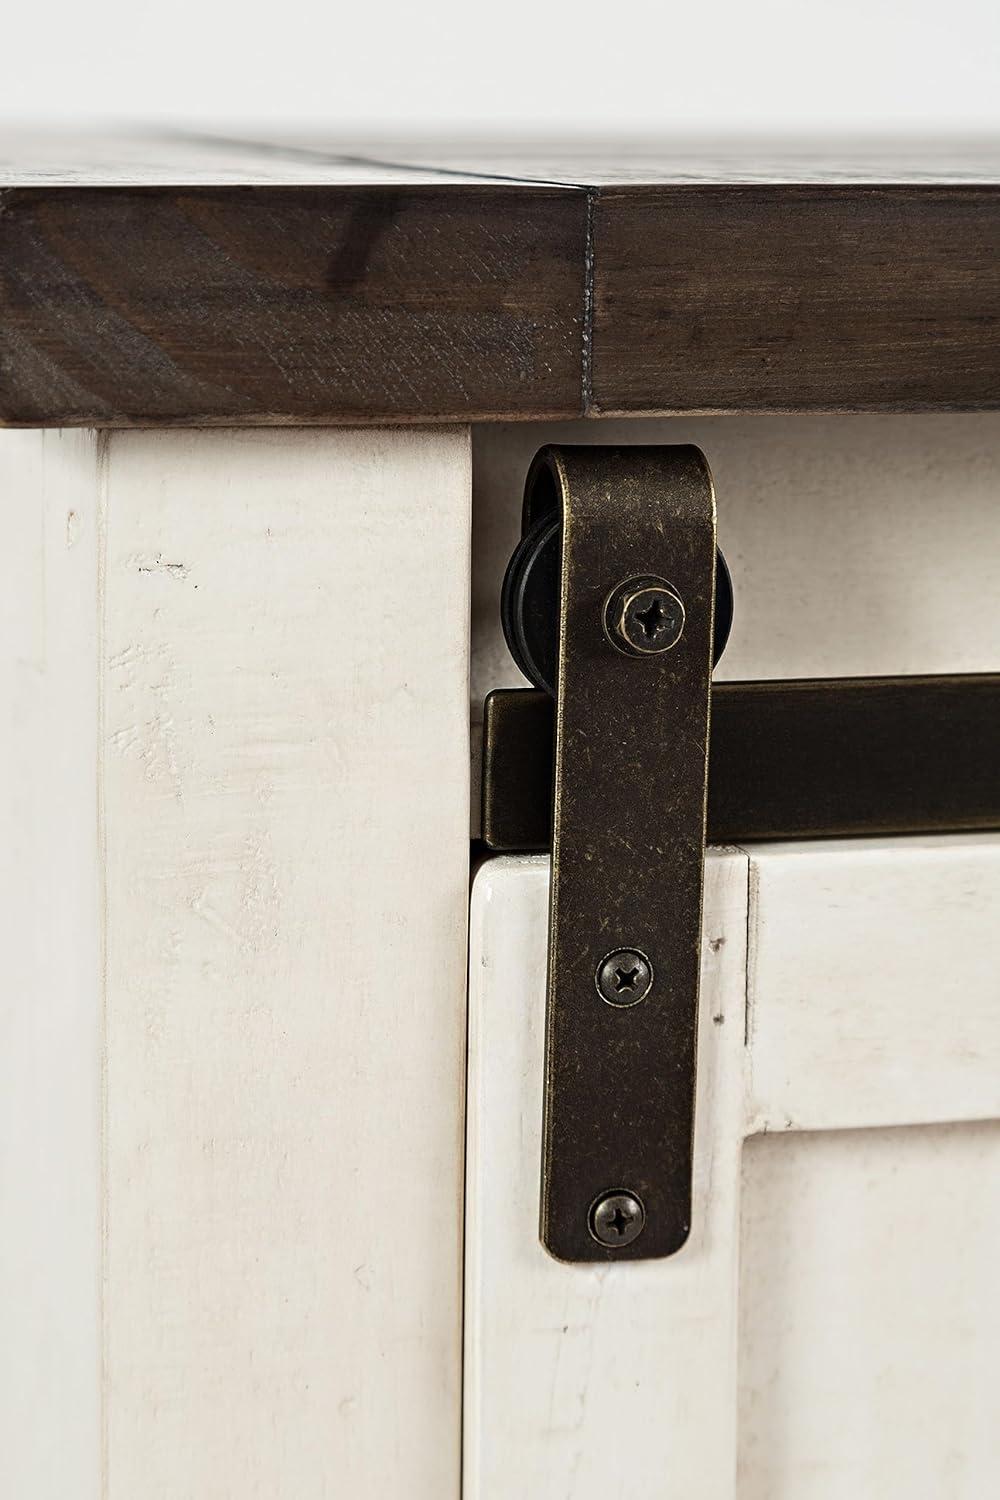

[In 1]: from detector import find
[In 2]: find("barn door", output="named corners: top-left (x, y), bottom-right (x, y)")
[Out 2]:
top-left (464, 836), bottom-right (1000, 1499)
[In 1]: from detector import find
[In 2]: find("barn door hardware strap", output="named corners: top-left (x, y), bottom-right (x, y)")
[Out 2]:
top-left (500, 446), bottom-right (727, 1263)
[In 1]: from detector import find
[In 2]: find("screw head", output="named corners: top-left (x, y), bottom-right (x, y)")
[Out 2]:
top-left (596, 948), bottom-right (653, 1007)
top-left (589, 1190), bottom-right (646, 1248)
top-left (605, 576), bottom-right (685, 657)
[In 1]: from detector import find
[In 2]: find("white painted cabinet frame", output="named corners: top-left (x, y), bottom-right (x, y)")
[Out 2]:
top-left (1, 427), bottom-right (471, 1500)
top-left (5, 417), bottom-right (1000, 1499)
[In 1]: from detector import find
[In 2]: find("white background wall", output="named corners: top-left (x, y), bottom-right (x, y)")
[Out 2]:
top-left (2, 0), bottom-right (999, 136)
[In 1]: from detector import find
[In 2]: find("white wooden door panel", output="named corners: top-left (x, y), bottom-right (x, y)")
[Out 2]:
top-left (747, 835), bottom-right (1000, 1134)
top-left (738, 1122), bottom-right (1000, 1499)
top-left (466, 835), bottom-right (1000, 1499)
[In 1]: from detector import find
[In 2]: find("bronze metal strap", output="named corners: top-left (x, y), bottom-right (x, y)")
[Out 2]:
top-left (540, 446), bottom-right (717, 1262)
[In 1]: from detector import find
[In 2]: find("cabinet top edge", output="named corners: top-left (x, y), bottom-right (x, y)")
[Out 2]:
top-left (3, 129), bottom-right (1000, 188)
top-left (4, 129), bottom-right (1000, 427)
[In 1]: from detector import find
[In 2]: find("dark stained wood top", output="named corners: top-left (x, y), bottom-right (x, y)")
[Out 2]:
top-left (3, 131), bottom-right (1000, 426)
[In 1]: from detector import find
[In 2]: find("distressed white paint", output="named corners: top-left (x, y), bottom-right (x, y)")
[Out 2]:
top-left (8, 413), bottom-right (1000, 1495)
top-left (738, 1121), bottom-right (1000, 1499)
top-left (746, 835), bottom-right (1000, 1134)
top-left (1, 426), bottom-right (471, 1499)
top-left (0, 430), bottom-right (102, 1500)
top-left (467, 835), bottom-right (1000, 1498)
top-left (465, 850), bottom-right (751, 1500)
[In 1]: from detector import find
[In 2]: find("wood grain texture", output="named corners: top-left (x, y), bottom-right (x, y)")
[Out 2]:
top-left (592, 186), bottom-right (1000, 413)
top-left (0, 425), bottom-right (472, 1498)
top-left (100, 428), bottom-right (471, 1498)
top-left (466, 850), bottom-right (750, 1500)
top-left (0, 186), bottom-right (586, 424)
top-left (3, 134), bottom-right (1000, 423)
top-left (739, 1123), bottom-right (1000, 1500)
top-left (746, 834), bottom-right (1000, 1134)
top-left (0, 431), bottom-right (102, 1500)
top-left (5, 131), bottom-right (999, 187)
top-left (467, 836), bottom-right (1000, 1499)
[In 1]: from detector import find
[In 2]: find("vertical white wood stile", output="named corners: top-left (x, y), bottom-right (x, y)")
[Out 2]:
top-left (465, 850), bottom-right (752, 1499)
top-left (0, 431), bottom-right (103, 1500)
